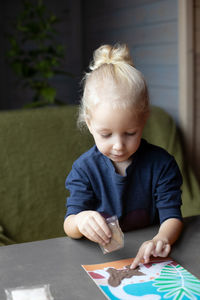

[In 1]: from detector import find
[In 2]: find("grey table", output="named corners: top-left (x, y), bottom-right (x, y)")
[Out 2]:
top-left (0, 216), bottom-right (199, 299)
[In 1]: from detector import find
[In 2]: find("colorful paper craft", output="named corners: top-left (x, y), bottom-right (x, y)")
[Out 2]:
top-left (82, 257), bottom-right (200, 300)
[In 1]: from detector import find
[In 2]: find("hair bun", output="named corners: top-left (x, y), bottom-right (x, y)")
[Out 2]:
top-left (90, 43), bottom-right (133, 71)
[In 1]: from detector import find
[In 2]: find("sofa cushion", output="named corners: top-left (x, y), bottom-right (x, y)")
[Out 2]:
top-left (0, 106), bottom-right (92, 243)
top-left (143, 106), bottom-right (200, 218)
top-left (0, 105), bottom-right (199, 244)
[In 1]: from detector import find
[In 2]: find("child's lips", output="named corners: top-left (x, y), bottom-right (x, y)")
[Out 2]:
top-left (111, 153), bottom-right (125, 159)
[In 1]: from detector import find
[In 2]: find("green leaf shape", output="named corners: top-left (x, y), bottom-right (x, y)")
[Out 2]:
top-left (153, 263), bottom-right (200, 299)
top-left (40, 86), bottom-right (56, 103)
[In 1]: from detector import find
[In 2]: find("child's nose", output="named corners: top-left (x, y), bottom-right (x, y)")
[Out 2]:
top-left (113, 137), bottom-right (124, 151)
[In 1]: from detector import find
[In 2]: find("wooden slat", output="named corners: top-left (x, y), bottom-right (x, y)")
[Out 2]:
top-left (85, 0), bottom-right (177, 32)
top-left (194, 0), bottom-right (200, 180)
top-left (86, 22), bottom-right (178, 46)
top-left (131, 44), bottom-right (178, 65)
top-left (140, 65), bottom-right (178, 88)
top-left (83, 0), bottom-right (179, 125)
top-left (84, 0), bottom-right (170, 17)
top-left (149, 87), bottom-right (179, 121)
top-left (178, 0), bottom-right (194, 161)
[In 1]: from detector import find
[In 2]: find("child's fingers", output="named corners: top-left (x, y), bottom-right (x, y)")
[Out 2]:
top-left (95, 214), bottom-right (112, 238)
top-left (130, 251), bottom-right (144, 269)
top-left (130, 241), bottom-right (151, 269)
top-left (143, 241), bottom-right (154, 262)
top-left (76, 211), bottom-right (111, 244)
top-left (154, 240), bottom-right (164, 256)
top-left (131, 240), bottom-right (171, 270)
top-left (158, 243), bottom-right (171, 257)
top-left (89, 217), bottom-right (111, 244)
top-left (131, 241), bottom-right (156, 269)
top-left (152, 241), bottom-right (171, 257)
top-left (84, 223), bottom-right (108, 245)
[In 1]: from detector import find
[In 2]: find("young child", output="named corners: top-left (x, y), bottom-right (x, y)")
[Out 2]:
top-left (63, 44), bottom-right (183, 269)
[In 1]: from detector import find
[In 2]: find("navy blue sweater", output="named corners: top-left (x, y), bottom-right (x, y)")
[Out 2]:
top-left (65, 139), bottom-right (182, 232)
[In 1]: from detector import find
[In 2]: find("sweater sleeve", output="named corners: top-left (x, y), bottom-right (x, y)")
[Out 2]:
top-left (65, 164), bottom-right (96, 218)
top-left (155, 156), bottom-right (183, 224)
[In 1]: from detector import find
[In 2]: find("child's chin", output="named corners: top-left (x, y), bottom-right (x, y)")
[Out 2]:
top-left (111, 156), bottom-right (127, 162)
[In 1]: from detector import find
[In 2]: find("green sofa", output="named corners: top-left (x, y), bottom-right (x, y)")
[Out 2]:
top-left (0, 105), bottom-right (200, 246)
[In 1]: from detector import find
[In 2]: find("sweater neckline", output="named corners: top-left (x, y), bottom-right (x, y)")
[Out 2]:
top-left (102, 141), bottom-right (143, 179)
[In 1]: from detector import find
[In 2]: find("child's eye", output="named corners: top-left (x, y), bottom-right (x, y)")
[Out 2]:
top-left (100, 133), bottom-right (111, 138)
top-left (126, 132), bottom-right (136, 136)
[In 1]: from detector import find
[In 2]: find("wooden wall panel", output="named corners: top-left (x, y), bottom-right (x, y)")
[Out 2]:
top-left (83, 0), bottom-right (167, 16)
top-left (85, 0), bottom-right (177, 31)
top-left (194, 0), bottom-right (200, 180)
top-left (83, 0), bottom-right (179, 121)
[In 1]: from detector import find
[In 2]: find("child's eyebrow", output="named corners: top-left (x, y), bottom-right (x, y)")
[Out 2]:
top-left (97, 129), bottom-right (111, 133)
top-left (95, 127), bottom-right (110, 132)
top-left (96, 128), bottom-right (138, 133)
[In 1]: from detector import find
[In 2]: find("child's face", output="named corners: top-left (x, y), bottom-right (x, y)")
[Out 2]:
top-left (87, 102), bottom-right (146, 163)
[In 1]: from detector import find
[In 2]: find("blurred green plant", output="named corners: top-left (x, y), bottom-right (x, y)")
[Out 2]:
top-left (6, 0), bottom-right (71, 107)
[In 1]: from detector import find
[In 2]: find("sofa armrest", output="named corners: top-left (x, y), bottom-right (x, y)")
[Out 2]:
top-left (143, 106), bottom-right (200, 218)
top-left (0, 225), bottom-right (15, 246)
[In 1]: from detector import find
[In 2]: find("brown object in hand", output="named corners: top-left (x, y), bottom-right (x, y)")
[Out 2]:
top-left (100, 216), bottom-right (124, 254)
top-left (107, 265), bottom-right (145, 287)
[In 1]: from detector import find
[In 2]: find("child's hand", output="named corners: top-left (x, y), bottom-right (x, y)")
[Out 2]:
top-left (130, 239), bottom-right (171, 269)
top-left (75, 211), bottom-right (112, 245)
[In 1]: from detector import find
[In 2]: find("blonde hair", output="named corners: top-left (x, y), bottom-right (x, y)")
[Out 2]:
top-left (78, 43), bottom-right (149, 127)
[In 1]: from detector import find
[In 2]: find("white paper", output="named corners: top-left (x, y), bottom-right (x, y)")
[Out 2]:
top-left (5, 285), bottom-right (54, 300)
